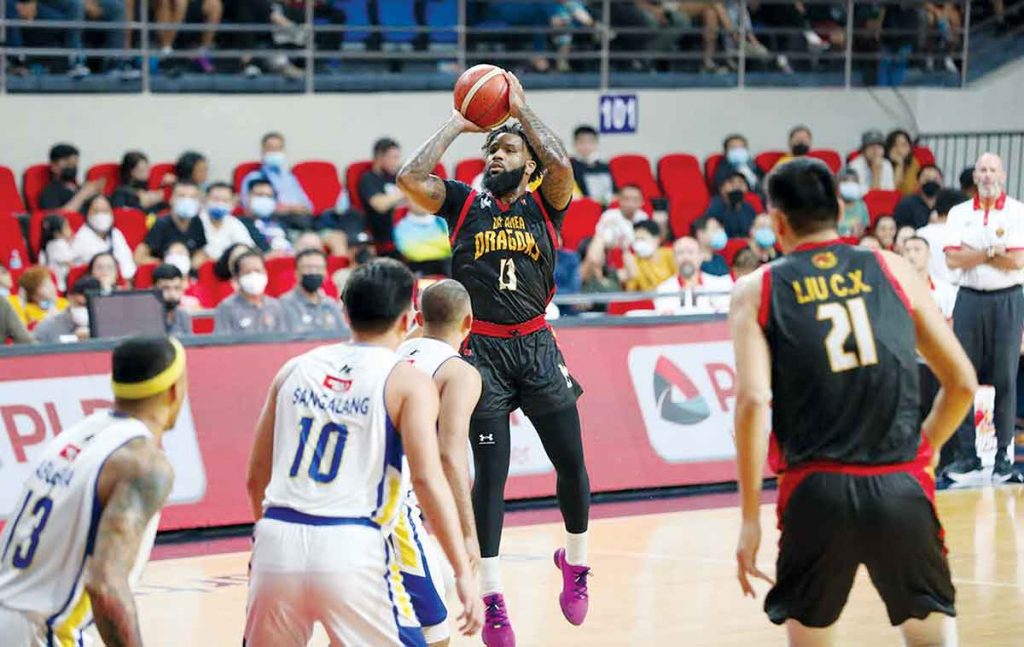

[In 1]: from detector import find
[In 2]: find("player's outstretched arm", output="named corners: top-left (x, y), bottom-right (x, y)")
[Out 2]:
top-left (436, 360), bottom-right (484, 571)
top-left (881, 251), bottom-right (978, 451)
top-left (397, 111), bottom-right (484, 214)
top-left (246, 358), bottom-right (298, 522)
top-left (728, 268), bottom-right (775, 598)
top-left (504, 72), bottom-right (574, 211)
top-left (86, 440), bottom-right (174, 647)
top-left (387, 362), bottom-right (484, 636)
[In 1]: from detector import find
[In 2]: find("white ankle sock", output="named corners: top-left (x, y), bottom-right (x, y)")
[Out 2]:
top-left (565, 531), bottom-right (588, 566)
top-left (481, 557), bottom-right (502, 595)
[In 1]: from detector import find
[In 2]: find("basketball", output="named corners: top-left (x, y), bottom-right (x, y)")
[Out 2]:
top-left (454, 64), bottom-right (511, 130)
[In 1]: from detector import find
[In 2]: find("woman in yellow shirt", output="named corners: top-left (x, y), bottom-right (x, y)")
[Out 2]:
top-left (7, 265), bottom-right (67, 330)
top-left (622, 221), bottom-right (676, 292)
top-left (887, 129), bottom-right (921, 196)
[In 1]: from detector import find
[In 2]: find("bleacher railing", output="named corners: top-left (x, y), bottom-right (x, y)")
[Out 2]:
top-left (919, 131), bottom-right (1024, 197)
top-left (0, 0), bottom-right (1018, 93)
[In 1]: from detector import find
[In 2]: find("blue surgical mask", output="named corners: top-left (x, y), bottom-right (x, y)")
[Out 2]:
top-left (710, 229), bottom-right (728, 251)
top-left (726, 147), bottom-right (750, 166)
top-left (754, 227), bottom-right (776, 248)
top-left (207, 203), bottom-right (232, 221)
top-left (263, 152), bottom-right (287, 171)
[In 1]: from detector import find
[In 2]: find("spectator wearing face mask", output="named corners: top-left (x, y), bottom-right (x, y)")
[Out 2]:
top-left (747, 213), bottom-right (778, 264)
top-left (623, 220), bottom-right (675, 292)
top-left (332, 232), bottom-right (375, 295)
top-left (8, 266), bottom-right (66, 330)
top-left (874, 215), bottom-right (897, 250)
top-left (714, 134), bottom-right (761, 194)
top-left (393, 205), bottom-right (452, 277)
top-left (280, 249), bottom-right (347, 336)
top-left (38, 214), bottom-right (74, 291)
top-left (690, 216), bottom-right (729, 276)
top-left (33, 276), bottom-right (101, 344)
top-left (241, 132), bottom-right (313, 216)
top-left (704, 172), bottom-right (756, 238)
top-left (836, 169), bottom-right (870, 237)
top-left (916, 188), bottom-right (967, 283)
top-left (160, 242), bottom-right (204, 311)
top-left (596, 185), bottom-right (649, 249)
top-left (772, 125), bottom-right (813, 169)
top-left (71, 195), bottom-right (137, 281)
top-left (893, 165), bottom-right (945, 230)
top-left (152, 263), bottom-right (194, 336)
top-left (37, 143), bottom-right (103, 212)
top-left (213, 249), bottom-right (287, 334)
top-left (200, 182), bottom-right (256, 259)
top-left (242, 177), bottom-right (290, 254)
top-left (134, 181), bottom-right (209, 267)
top-left (570, 125), bottom-right (616, 204)
top-left (654, 236), bottom-right (733, 314)
top-left (110, 151), bottom-right (168, 214)
top-left (849, 129), bottom-right (896, 192)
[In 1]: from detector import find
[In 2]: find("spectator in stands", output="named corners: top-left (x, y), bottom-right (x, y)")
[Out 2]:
top-left (331, 232), bottom-right (373, 295)
top-left (570, 125), bottom-right (616, 204)
top-left (959, 165), bottom-right (976, 198)
top-left (241, 133), bottom-right (313, 216)
top-left (836, 169), bottom-right (870, 237)
top-left (160, 241), bottom-right (203, 310)
top-left (152, 263), bottom-right (194, 335)
top-left (214, 243), bottom-right (255, 282)
top-left (111, 151), bottom-right (167, 214)
top-left (213, 249), bottom-right (288, 334)
top-left (359, 138), bottom-right (405, 255)
top-left (578, 237), bottom-right (622, 301)
top-left (878, 3), bottom-right (921, 86)
top-left (714, 134), bottom-right (761, 193)
top-left (292, 231), bottom-right (323, 254)
top-left (850, 129), bottom-right (895, 192)
top-left (8, 265), bottom-right (66, 329)
top-left (902, 235), bottom-right (957, 319)
top-left (174, 151), bottom-right (210, 188)
top-left (773, 126), bottom-right (813, 169)
top-left (596, 185), bottom-right (648, 248)
top-left (240, 177), bottom-right (288, 253)
top-left (38, 143), bottom-right (103, 212)
top-left (917, 188), bottom-right (966, 282)
top-left (151, 0), bottom-right (223, 74)
top-left (135, 181), bottom-right (209, 267)
top-left (893, 225), bottom-right (916, 255)
top-left (0, 295), bottom-right (34, 344)
top-left (690, 216), bottom-right (730, 277)
top-left (747, 213), bottom-right (778, 263)
top-left (874, 215), bottom-right (897, 250)
top-left (704, 171), bottom-right (756, 238)
top-left (485, 1), bottom-right (595, 73)
top-left (623, 220), bottom-right (675, 292)
top-left (226, 0), bottom-right (306, 79)
top-left (38, 214), bottom-right (74, 291)
top-left (924, 2), bottom-right (961, 74)
top-left (394, 204), bottom-right (452, 276)
top-left (280, 248), bottom-right (346, 335)
top-left (72, 195), bottom-right (137, 281)
top-left (731, 247), bottom-right (761, 278)
top-left (894, 164), bottom-right (945, 230)
top-left (34, 275), bottom-right (100, 343)
top-left (200, 182), bottom-right (256, 259)
top-left (654, 237), bottom-right (733, 314)
top-left (858, 234), bottom-right (882, 250)
top-left (88, 251), bottom-right (120, 293)
top-left (886, 129), bottom-right (921, 196)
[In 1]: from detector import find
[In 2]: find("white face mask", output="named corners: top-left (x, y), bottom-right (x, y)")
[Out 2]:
top-left (89, 212), bottom-right (114, 233)
top-left (70, 305), bottom-right (89, 328)
top-left (250, 195), bottom-right (277, 219)
top-left (46, 239), bottom-right (73, 264)
top-left (633, 239), bottom-right (656, 259)
top-left (165, 253), bottom-right (191, 277)
top-left (263, 152), bottom-right (287, 170)
top-left (839, 181), bottom-right (863, 201)
top-left (173, 197), bottom-right (200, 219)
top-left (239, 271), bottom-right (268, 296)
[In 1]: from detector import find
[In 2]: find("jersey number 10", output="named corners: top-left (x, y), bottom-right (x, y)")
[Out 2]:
top-left (817, 297), bottom-right (879, 373)
top-left (289, 417), bottom-right (350, 483)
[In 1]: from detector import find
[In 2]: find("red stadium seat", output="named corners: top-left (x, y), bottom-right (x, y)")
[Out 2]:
top-left (607, 299), bottom-right (654, 315)
top-left (66, 264), bottom-right (88, 291)
top-left (808, 149), bottom-right (842, 173)
top-left (134, 262), bottom-right (157, 288)
top-left (0, 166), bottom-right (26, 217)
top-left (913, 146), bottom-right (936, 167)
top-left (22, 164), bottom-right (52, 212)
top-left (754, 151), bottom-right (785, 174)
top-left (455, 158), bottom-right (485, 185)
top-left (327, 254), bottom-right (350, 275)
top-left (232, 161), bottom-right (262, 195)
top-left (609, 155), bottom-right (662, 199)
top-left (345, 161), bottom-right (374, 214)
top-left (846, 149), bottom-right (859, 164)
top-left (744, 192), bottom-right (764, 213)
top-left (86, 162), bottom-right (120, 196)
top-left (29, 210), bottom-right (84, 256)
top-left (432, 162), bottom-right (448, 180)
top-left (293, 161), bottom-right (342, 215)
top-left (668, 196), bottom-right (705, 240)
top-left (148, 162), bottom-right (176, 201)
top-left (113, 208), bottom-right (148, 251)
top-left (561, 198), bottom-right (602, 251)
top-left (0, 217), bottom-right (30, 274)
top-left (864, 190), bottom-right (902, 223)
top-left (266, 256), bottom-right (297, 297)
top-left (722, 238), bottom-right (750, 266)
top-left (703, 153), bottom-right (724, 190)
top-left (192, 314), bottom-right (215, 335)
top-left (196, 260), bottom-right (234, 307)
top-left (657, 154), bottom-right (707, 200)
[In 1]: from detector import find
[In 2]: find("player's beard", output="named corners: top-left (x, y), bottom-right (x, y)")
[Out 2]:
top-left (483, 165), bottom-right (526, 198)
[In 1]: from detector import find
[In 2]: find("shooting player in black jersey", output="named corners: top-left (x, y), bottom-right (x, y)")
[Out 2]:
top-left (397, 72), bottom-right (590, 647)
top-left (730, 158), bottom-right (978, 646)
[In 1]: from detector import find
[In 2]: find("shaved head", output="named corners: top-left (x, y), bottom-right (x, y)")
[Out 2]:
top-left (974, 152), bottom-right (1007, 199)
top-left (420, 279), bottom-right (472, 330)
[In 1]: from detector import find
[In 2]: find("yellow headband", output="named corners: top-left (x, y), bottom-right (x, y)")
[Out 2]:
top-left (112, 338), bottom-right (186, 400)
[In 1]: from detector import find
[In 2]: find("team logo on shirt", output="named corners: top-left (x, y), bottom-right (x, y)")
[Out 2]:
top-left (652, 356), bottom-right (711, 425)
top-left (58, 444), bottom-right (81, 462)
top-left (811, 251), bottom-right (838, 270)
top-left (322, 374), bottom-right (353, 393)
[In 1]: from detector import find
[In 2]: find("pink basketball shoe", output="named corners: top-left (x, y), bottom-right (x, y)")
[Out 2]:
top-left (553, 548), bottom-right (591, 626)
top-left (482, 593), bottom-right (515, 647)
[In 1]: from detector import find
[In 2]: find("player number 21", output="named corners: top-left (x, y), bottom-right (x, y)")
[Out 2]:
top-left (817, 298), bottom-right (878, 373)
top-left (498, 258), bottom-right (518, 291)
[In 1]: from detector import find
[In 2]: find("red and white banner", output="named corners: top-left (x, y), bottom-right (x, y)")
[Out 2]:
top-left (0, 319), bottom-right (740, 531)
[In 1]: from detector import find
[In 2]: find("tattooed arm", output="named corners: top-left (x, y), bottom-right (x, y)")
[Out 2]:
top-left (505, 72), bottom-right (575, 211)
top-left (398, 111), bottom-right (484, 214)
top-left (86, 440), bottom-right (174, 647)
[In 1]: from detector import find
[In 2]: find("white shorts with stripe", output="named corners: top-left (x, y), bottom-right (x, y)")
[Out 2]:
top-left (244, 511), bottom-right (425, 647)
top-left (391, 501), bottom-right (450, 643)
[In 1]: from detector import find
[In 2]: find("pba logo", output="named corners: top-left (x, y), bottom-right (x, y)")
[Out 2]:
top-left (653, 357), bottom-right (711, 425)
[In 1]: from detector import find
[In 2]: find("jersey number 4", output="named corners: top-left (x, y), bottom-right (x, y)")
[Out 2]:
top-left (2, 492), bottom-right (54, 569)
top-left (817, 298), bottom-right (879, 373)
top-left (289, 417), bottom-right (350, 484)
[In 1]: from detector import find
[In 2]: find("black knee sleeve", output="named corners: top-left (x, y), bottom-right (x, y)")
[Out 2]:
top-left (470, 415), bottom-right (511, 558)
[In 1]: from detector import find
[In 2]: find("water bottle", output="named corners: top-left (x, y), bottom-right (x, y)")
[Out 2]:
top-left (9, 249), bottom-right (23, 271)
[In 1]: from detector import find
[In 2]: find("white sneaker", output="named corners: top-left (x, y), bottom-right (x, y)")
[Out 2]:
top-left (67, 63), bottom-right (91, 79)
top-left (944, 56), bottom-right (958, 74)
top-left (243, 63), bottom-right (262, 78)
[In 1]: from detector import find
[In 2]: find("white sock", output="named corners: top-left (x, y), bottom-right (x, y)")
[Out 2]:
top-left (481, 556), bottom-right (502, 595)
top-left (565, 530), bottom-right (588, 566)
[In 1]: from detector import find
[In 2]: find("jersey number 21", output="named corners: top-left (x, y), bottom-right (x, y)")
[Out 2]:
top-left (817, 297), bottom-right (879, 373)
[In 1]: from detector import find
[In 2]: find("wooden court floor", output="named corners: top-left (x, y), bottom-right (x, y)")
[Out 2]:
top-left (134, 486), bottom-right (1024, 646)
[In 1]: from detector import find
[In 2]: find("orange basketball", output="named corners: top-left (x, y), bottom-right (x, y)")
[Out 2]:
top-left (454, 64), bottom-right (511, 130)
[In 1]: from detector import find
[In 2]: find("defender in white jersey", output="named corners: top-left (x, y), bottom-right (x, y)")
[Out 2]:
top-left (245, 259), bottom-right (483, 647)
top-left (396, 280), bottom-right (483, 647)
top-left (0, 336), bottom-right (184, 647)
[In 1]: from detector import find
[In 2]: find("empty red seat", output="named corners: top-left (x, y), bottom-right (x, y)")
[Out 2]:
top-left (86, 162), bottom-right (120, 196)
top-left (0, 217), bottom-right (30, 275)
top-left (744, 192), bottom-right (765, 213)
top-left (65, 263), bottom-right (88, 291)
top-left (29, 209), bottom-right (84, 256)
top-left (754, 151), bottom-right (785, 174)
top-left (293, 161), bottom-right (342, 215)
top-left (607, 299), bottom-right (655, 315)
top-left (191, 314), bottom-right (215, 335)
top-left (455, 158), bottom-right (485, 185)
top-left (913, 146), bottom-right (936, 167)
top-left (345, 161), bottom-right (374, 214)
top-left (668, 196), bottom-right (706, 240)
top-left (808, 149), bottom-right (842, 174)
top-left (658, 154), bottom-right (707, 199)
top-left (266, 256), bottom-right (297, 297)
top-left (148, 161), bottom-right (176, 201)
top-left (134, 262), bottom-right (157, 288)
top-left (704, 153), bottom-right (724, 190)
top-left (722, 238), bottom-right (750, 266)
top-left (561, 198), bottom-right (602, 251)
top-left (609, 155), bottom-right (662, 199)
top-left (22, 164), bottom-right (52, 212)
top-left (327, 254), bottom-right (350, 275)
top-left (232, 161), bottom-right (262, 195)
top-left (864, 190), bottom-right (902, 223)
top-left (196, 260), bottom-right (234, 307)
top-left (0, 166), bottom-right (26, 217)
top-left (113, 208), bottom-right (148, 251)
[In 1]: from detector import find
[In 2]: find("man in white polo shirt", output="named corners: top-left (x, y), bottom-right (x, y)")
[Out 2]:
top-left (943, 153), bottom-right (1024, 483)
